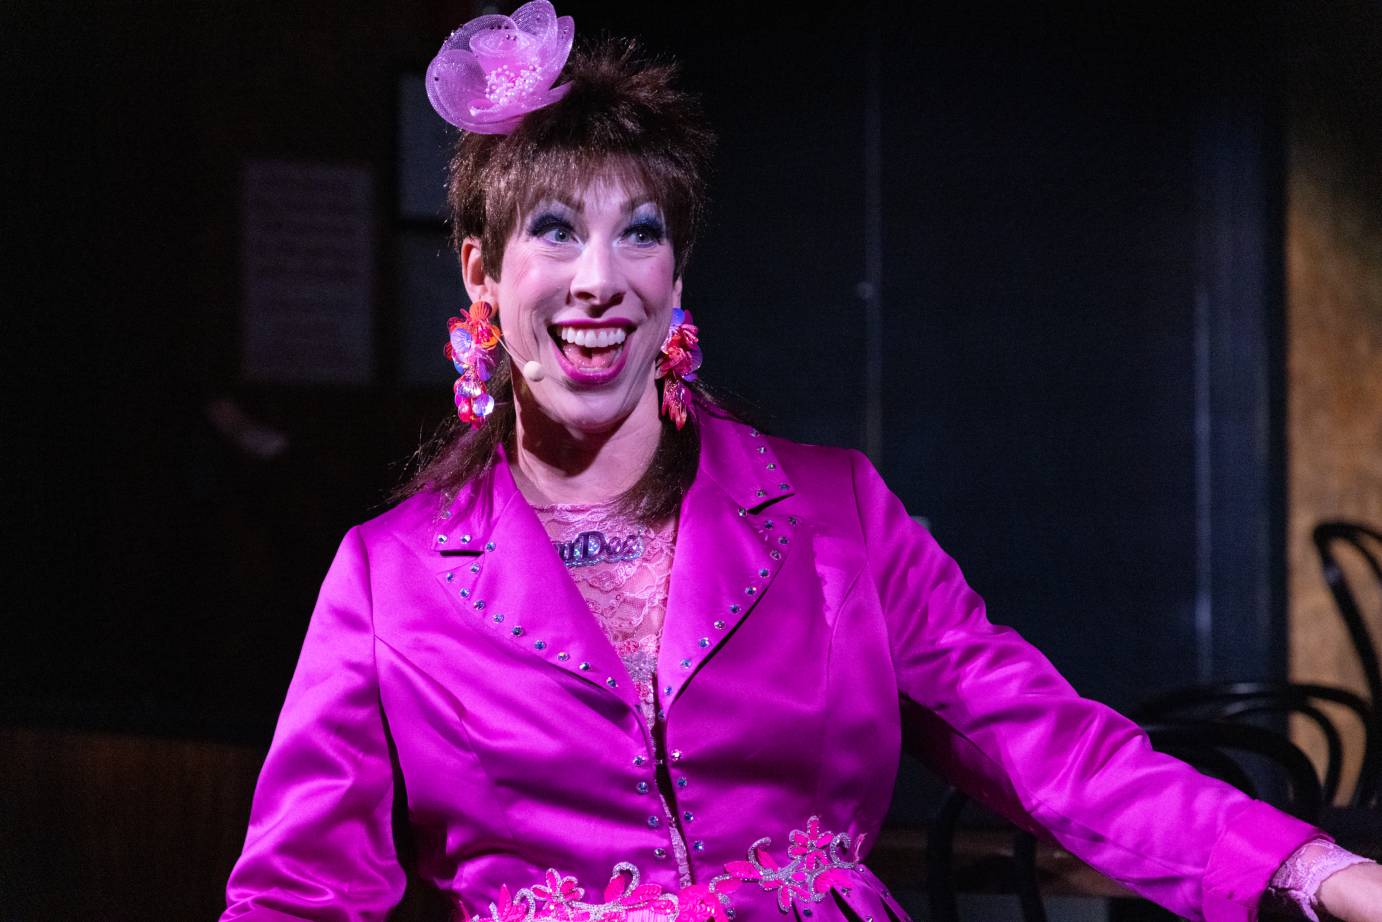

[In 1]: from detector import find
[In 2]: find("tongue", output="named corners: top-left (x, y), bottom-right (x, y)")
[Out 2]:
top-left (561, 341), bottom-right (621, 370)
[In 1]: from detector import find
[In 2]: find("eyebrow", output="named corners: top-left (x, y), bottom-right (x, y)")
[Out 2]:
top-left (527, 194), bottom-right (661, 215)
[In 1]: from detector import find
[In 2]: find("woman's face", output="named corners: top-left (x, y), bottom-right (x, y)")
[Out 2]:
top-left (465, 172), bottom-right (681, 434)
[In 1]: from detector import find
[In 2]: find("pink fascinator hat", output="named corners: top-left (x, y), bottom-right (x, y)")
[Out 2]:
top-left (426, 0), bottom-right (575, 134)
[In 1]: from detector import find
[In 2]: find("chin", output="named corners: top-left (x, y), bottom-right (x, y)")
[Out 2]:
top-left (538, 388), bottom-right (643, 435)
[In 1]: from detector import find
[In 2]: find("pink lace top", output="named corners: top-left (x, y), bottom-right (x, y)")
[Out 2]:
top-left (529, 502), bottom-right (1375, 913)
top-left (532, 500), bottom-right (693, 885)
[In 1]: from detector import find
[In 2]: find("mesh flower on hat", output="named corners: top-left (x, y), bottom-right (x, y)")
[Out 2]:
top-left (426, 0), bottom-right (575, 134)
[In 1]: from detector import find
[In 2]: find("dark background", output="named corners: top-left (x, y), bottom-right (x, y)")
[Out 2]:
top-left (2, 0), bottom-right (1379, 917)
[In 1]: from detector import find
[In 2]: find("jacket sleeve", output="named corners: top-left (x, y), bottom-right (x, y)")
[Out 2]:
top-left (847, 451), bottom-right (1321, 922)
top-left (223, 527), bottom-right (406, 921)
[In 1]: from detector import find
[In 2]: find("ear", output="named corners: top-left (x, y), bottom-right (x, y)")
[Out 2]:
top-left (672, 276), bottom-right (683, 310)
top-left (460, 237), bottom-right (493, 305)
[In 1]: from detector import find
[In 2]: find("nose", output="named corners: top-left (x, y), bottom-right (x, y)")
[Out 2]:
top-left (569, 240), bottom-right (624, 309)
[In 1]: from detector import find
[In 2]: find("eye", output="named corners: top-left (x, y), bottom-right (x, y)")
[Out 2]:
top-left (624, 219), bottom-right (665, 247)
top-left (528, 213), bottom-right (576, 244)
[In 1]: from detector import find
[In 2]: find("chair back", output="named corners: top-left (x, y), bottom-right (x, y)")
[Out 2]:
top-left (1312, 521), bottom-right (1382, 806)
top-left (925, 720), bottom-right (1323, 922)
top-left (1133, 681), bottom-right (1372, 807)
top-left (1141, 720), bottom-right (1325, 822)
top-left (926, 786), bottom-right (1046, 922)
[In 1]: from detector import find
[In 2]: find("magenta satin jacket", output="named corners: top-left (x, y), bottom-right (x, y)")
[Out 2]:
top-left (223, 409), bottom-right (1321, 922)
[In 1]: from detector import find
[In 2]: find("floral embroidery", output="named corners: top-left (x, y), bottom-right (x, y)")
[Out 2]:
top-left (469, 817), bottom-right (864, 922)
top-left (711, 818), bottom-right (863, 914)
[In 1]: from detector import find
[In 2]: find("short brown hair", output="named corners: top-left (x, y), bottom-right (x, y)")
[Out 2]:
top-left (447, 37), bottom-right (716, 279)
top-left (395, 38), bottom-right (723, 524)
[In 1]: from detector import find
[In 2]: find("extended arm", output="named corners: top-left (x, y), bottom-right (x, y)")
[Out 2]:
top-left (848, 451), bottom-right (1322, 922)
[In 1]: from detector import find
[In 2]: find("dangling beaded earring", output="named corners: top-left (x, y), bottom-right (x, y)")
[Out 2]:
top-left (656, 307), bottom-right (702, 430)
top-left (444, 301), bottom-right (502, 427)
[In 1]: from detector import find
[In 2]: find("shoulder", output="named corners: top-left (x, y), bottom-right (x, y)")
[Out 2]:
top-left (695, 407), bottom-right (878, 527)
top-left (327, 491), bottom-right (453, 573)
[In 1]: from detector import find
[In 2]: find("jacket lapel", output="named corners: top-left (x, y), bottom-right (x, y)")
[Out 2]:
top-left (423, 415), bottom-right (801, 717)
top-left (426, 451), bottom-right (641, 712)
top-left (658, 413), bottom-right (800, 712)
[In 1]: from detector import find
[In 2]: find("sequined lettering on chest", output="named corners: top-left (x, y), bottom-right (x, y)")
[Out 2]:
top-left (553, 530), bottom-right (644, 568)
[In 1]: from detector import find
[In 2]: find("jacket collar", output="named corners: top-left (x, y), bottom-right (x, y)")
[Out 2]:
top-left (424, 406), bottom-right (801, 717)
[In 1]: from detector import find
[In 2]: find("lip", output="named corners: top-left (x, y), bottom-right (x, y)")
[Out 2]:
top-left (548, 333), bottom-right (631, 387)
top-left (549, 318), bottom-right (636, 330)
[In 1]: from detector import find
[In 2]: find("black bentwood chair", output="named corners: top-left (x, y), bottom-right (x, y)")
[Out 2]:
top-left (924, 722), bottom-right (1324, 922)
top-left (1312, 521), bottom-right (1382, 807)
top-left (1133, 682), bottom-right (1372, 809)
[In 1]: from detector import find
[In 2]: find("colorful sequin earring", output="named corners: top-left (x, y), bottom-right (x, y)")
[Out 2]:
top-left (656, 307), bottom-right (702, 430)
top-left (445, 300), bottom-right (502, 426)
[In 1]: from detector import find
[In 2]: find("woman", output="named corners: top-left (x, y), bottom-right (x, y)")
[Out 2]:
top-left (223, 5), bottom-right (1381, 921)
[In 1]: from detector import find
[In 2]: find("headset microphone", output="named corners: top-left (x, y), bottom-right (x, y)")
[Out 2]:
top-left (497, 336), bottom-right (547, 382)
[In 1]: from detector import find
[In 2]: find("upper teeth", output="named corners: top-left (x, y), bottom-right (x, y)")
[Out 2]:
top-left (558, 326), bottom-right (627, 348)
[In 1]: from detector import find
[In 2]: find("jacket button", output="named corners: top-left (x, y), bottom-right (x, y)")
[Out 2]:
top-left (636, 781), bottom-right (649, 793)
top-left (558, 652), bottom-right (570, 661)
top-left (698, 637), bottom-right (710, 648)
top-left (654, 847), bottom-right (667, 859)
top-left (459, 588), bottom-right (470, 598)
top-left (714, 620), bottom-right (726, 630)
top-left (676, 777), bottom-right (688, 788)
top-left (647, 816), bottom-right (661, 828)
top-left (670, 749), bottom-right (683, 761)
top-left (633, 755), bottom-right (646, 766)
top-left (680, 658), bottom-right (692, 668)
top-left (693, 840), bottom-right (705, 851)
top-left (579, 662), bottom-right (592, 671)
top-left (683, 811), bottom-right (694, 823)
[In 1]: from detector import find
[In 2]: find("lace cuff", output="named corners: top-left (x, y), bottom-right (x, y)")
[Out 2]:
top-left (1267, 838), bottom-right (1374, 921)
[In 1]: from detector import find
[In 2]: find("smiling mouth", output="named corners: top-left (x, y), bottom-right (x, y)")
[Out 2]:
top-left (549, 324), bottom-right (629, 371)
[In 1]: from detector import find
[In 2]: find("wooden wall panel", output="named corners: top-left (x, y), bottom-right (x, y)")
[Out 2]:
top-left (1285, 1), bottom-right (1382, 801)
